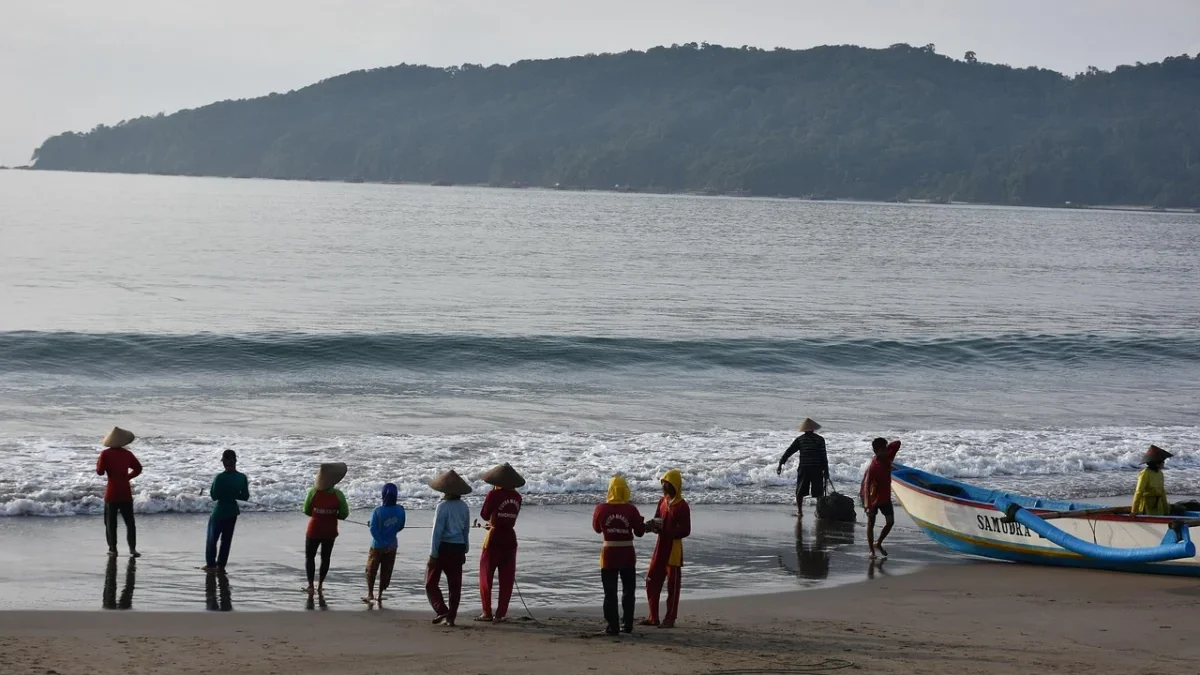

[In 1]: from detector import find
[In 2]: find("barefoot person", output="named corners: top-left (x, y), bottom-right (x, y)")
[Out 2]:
top-left (364, 483), bottom-right (406, 605)
top-left (302, 462), bottom-right (349, 595)
top-left (426, 470), bottom-right (472, 626)
top-left (96, 427), bottom-right (143, 557)
top-left (777, 418), bottom-right (829, 517)
top-left (861, 438), bottom-right (900, 559)
top-left (476, 463), bottom-right (524, 623)
top-left (1132, 444), bottom-right (1173, 515)
top-left (205, 449), bottom-right (249, 572)
top-left (642, 469), bottom-right (690, 629)
top-left (593, 475), bottom-right (645, 635)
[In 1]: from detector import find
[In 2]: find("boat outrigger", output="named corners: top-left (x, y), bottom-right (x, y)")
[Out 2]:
top-left (892, 464), bottom-right (1200, 575)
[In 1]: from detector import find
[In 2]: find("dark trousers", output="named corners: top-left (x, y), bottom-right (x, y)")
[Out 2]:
top-left (205, 516), bottom-right (238, 569)
top-left (426, 543), bottom-right (466, 620)
top-left (305, 537), bottom-right (336, 585)
top-left (104, 501), bottom-right (136, 552)
top-left (602, 567), bottom-right (636, 631)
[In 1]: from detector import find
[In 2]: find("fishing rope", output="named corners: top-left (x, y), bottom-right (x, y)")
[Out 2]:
top-left (513, 576), bottom-right (541, 624)
top-left (704, 661), bottom-right (855, 674)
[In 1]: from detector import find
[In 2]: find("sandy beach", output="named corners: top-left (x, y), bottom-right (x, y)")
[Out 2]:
top-left (3, 561), bottom-right (1197, 674)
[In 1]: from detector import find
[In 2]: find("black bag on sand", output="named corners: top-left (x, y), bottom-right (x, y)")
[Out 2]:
top-left (816, 478), bottom-right (857, 523)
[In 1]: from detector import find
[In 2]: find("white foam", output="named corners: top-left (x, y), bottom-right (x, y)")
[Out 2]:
top-left (1, 426), bottom-right (1195, 516)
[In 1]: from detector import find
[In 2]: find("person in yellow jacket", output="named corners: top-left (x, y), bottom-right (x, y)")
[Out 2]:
top-left (641, 469), bottom-right (690, 628)
top-left (1131, 444), bottom-right (1173, 515)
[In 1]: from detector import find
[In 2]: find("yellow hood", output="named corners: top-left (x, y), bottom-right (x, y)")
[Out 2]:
top-left (606, 475), bottom-right (631, 504)
top-left (661, 469), bottom-right (683, 504)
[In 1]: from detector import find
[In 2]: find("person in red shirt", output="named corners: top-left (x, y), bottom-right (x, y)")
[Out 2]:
top-left (592, 475), bottom-right (645, 635)
top-left (476, 463), bottom-right (524, 622)
top-left (96, 427), bottom-right (143, 557)
top-left (860, 438), bottom-right (901, 559)
top-left (302, 462), bottom-right (349, 596)
top-left (641, 469), bottom-right (690, 629)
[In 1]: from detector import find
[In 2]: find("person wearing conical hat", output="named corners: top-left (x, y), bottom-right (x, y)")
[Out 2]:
top-left (426, 469), bottom-right (472, 626)
top-left (592, 475), bottom-right (646, 635)
top-left (1132, 445), bottom-right (1173, 516)
top-left (96, 427), bottom-right (143, 558)
top-left (641, 469), bottom-right (690, 629)
top-left (302, 462), bottom-right (349, 596)
top-left (777, 418), bottom-right (829, 517)
top-left (476, 463), bottom-right (524, 623)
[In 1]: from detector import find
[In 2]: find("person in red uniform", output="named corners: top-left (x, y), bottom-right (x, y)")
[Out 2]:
top-left (302, 462), bottom-right (349, 596)
top-left (860, 438), bottom-right (900, 559)
top-left (641, 469), bottom-right (690, 628)
top-left (592, 474), bottom-right (646, 635)
top-left (476, 462), bottom-right (524, 622)
top-left (96, 427), bottom-right (143, 557)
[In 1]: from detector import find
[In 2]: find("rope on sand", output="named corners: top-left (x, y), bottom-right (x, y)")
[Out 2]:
top-left (513, 577), bottom-right (541, 624)
top-left (705, 661), bottom-right (855, 674)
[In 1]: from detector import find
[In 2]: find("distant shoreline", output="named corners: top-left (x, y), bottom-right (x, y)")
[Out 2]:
top-left (11, 166), bottom-right (1200, 215)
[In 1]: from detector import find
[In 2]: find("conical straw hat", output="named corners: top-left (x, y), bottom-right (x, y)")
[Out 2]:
top-left (1142, 445), bottom-right (1173, 465)
top-left (429, 469), bottom-right (473, 497)
top-left (799, 418), bottom-right (821, 432)
top-left (315, 462), bottom-right (348, 491)
top-left (102, 427), bottom-right (135, 448)
top-left (480, 462), bottom-right (526, 489)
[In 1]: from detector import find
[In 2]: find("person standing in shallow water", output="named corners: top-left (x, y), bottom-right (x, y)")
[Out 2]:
top-left (476, 463), bottom-right (524, 623)
top-left (364, 482), bottom-right (405, 605)
top-left (302, 462), bottom-right (349, 596)
top-left (861, 438), bottom-right (900, 559)
top-left (96, 427), bottom-right (142, 557)
top-left (205, 449), bottom-right (249, 572)
top-left (1132, 444), bottom-right (1173, 515)
top-left (777, 418), bottom-right (829, 517)
top-left (426, 469), bottom-right (472, 627)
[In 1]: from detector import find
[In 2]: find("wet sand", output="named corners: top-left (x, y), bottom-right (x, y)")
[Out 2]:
top-left (0, 505), bottom-right (951, 610)
top-left (2, 562), bottom-right (1197, 674)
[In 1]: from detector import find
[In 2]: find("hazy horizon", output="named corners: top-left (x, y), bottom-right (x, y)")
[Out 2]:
top-left (4, 0), bottom-right (1199, 165)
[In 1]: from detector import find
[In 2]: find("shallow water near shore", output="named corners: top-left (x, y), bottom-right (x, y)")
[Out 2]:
top-left (0, 505), bottom-right (951, 611)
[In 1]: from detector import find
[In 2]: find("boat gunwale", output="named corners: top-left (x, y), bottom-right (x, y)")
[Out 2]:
top-left (890, 463), bottom-right (1190, 526)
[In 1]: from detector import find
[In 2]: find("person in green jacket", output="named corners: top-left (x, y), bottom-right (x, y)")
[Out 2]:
top-left (302, 462), bottom-right (350, 595)
top-left (205, 450), bottom-right (250, 572)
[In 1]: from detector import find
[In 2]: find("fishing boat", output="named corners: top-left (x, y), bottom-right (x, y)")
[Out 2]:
top-left (892, 463), bottom-right (1200, 576)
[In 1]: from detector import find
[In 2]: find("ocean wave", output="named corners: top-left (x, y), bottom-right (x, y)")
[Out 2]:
top-left (2, 331), bottom-right (1199, 376)
top-left (1, 427), bottom-right (1195, 516)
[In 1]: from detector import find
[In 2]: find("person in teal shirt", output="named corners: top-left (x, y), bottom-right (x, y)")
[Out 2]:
top-left (205, 450), bottom-right (249, 572)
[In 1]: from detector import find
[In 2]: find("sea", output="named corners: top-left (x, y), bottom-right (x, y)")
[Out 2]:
top-left (2, 170), bottom-right (1199, 519)
top-left (2, 170), bottom-right (1198, 610)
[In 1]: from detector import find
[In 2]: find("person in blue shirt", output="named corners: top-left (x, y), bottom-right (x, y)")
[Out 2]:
top-left (425, 470), bottom-right (472, 626)
top-left (363, 483), bottom-right (406, 605)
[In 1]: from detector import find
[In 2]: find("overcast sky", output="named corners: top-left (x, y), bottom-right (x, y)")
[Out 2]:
top-left (3, 0), bottom-right (1198, 165)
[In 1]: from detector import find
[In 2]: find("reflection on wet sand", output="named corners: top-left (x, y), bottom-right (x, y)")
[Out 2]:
top-left (780, 518), bottom-right (857, 581)
top-left (205, 572), bottom-right (233, 611)
top-left (867, 558), bottom-right (889, 579)
top-left (305, 592), bottom-right (328, 611)
top-left (102, 557), bottom-right (135, 610)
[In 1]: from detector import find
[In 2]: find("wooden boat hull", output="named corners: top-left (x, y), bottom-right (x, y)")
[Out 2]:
top-left (892, 464), bottom-right (1200, 576)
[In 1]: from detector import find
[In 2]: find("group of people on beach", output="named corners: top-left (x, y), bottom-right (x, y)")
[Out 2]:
top-left (777, 418), bottom-right (901, 559)
top-left (95, 426), bottom-right (691, 634)
top-left (94, 422), bottom-right (1180, 623)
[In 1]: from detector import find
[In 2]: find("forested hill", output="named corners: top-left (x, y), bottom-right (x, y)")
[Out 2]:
top-left (30, 44), bottom-right (1200, 206)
